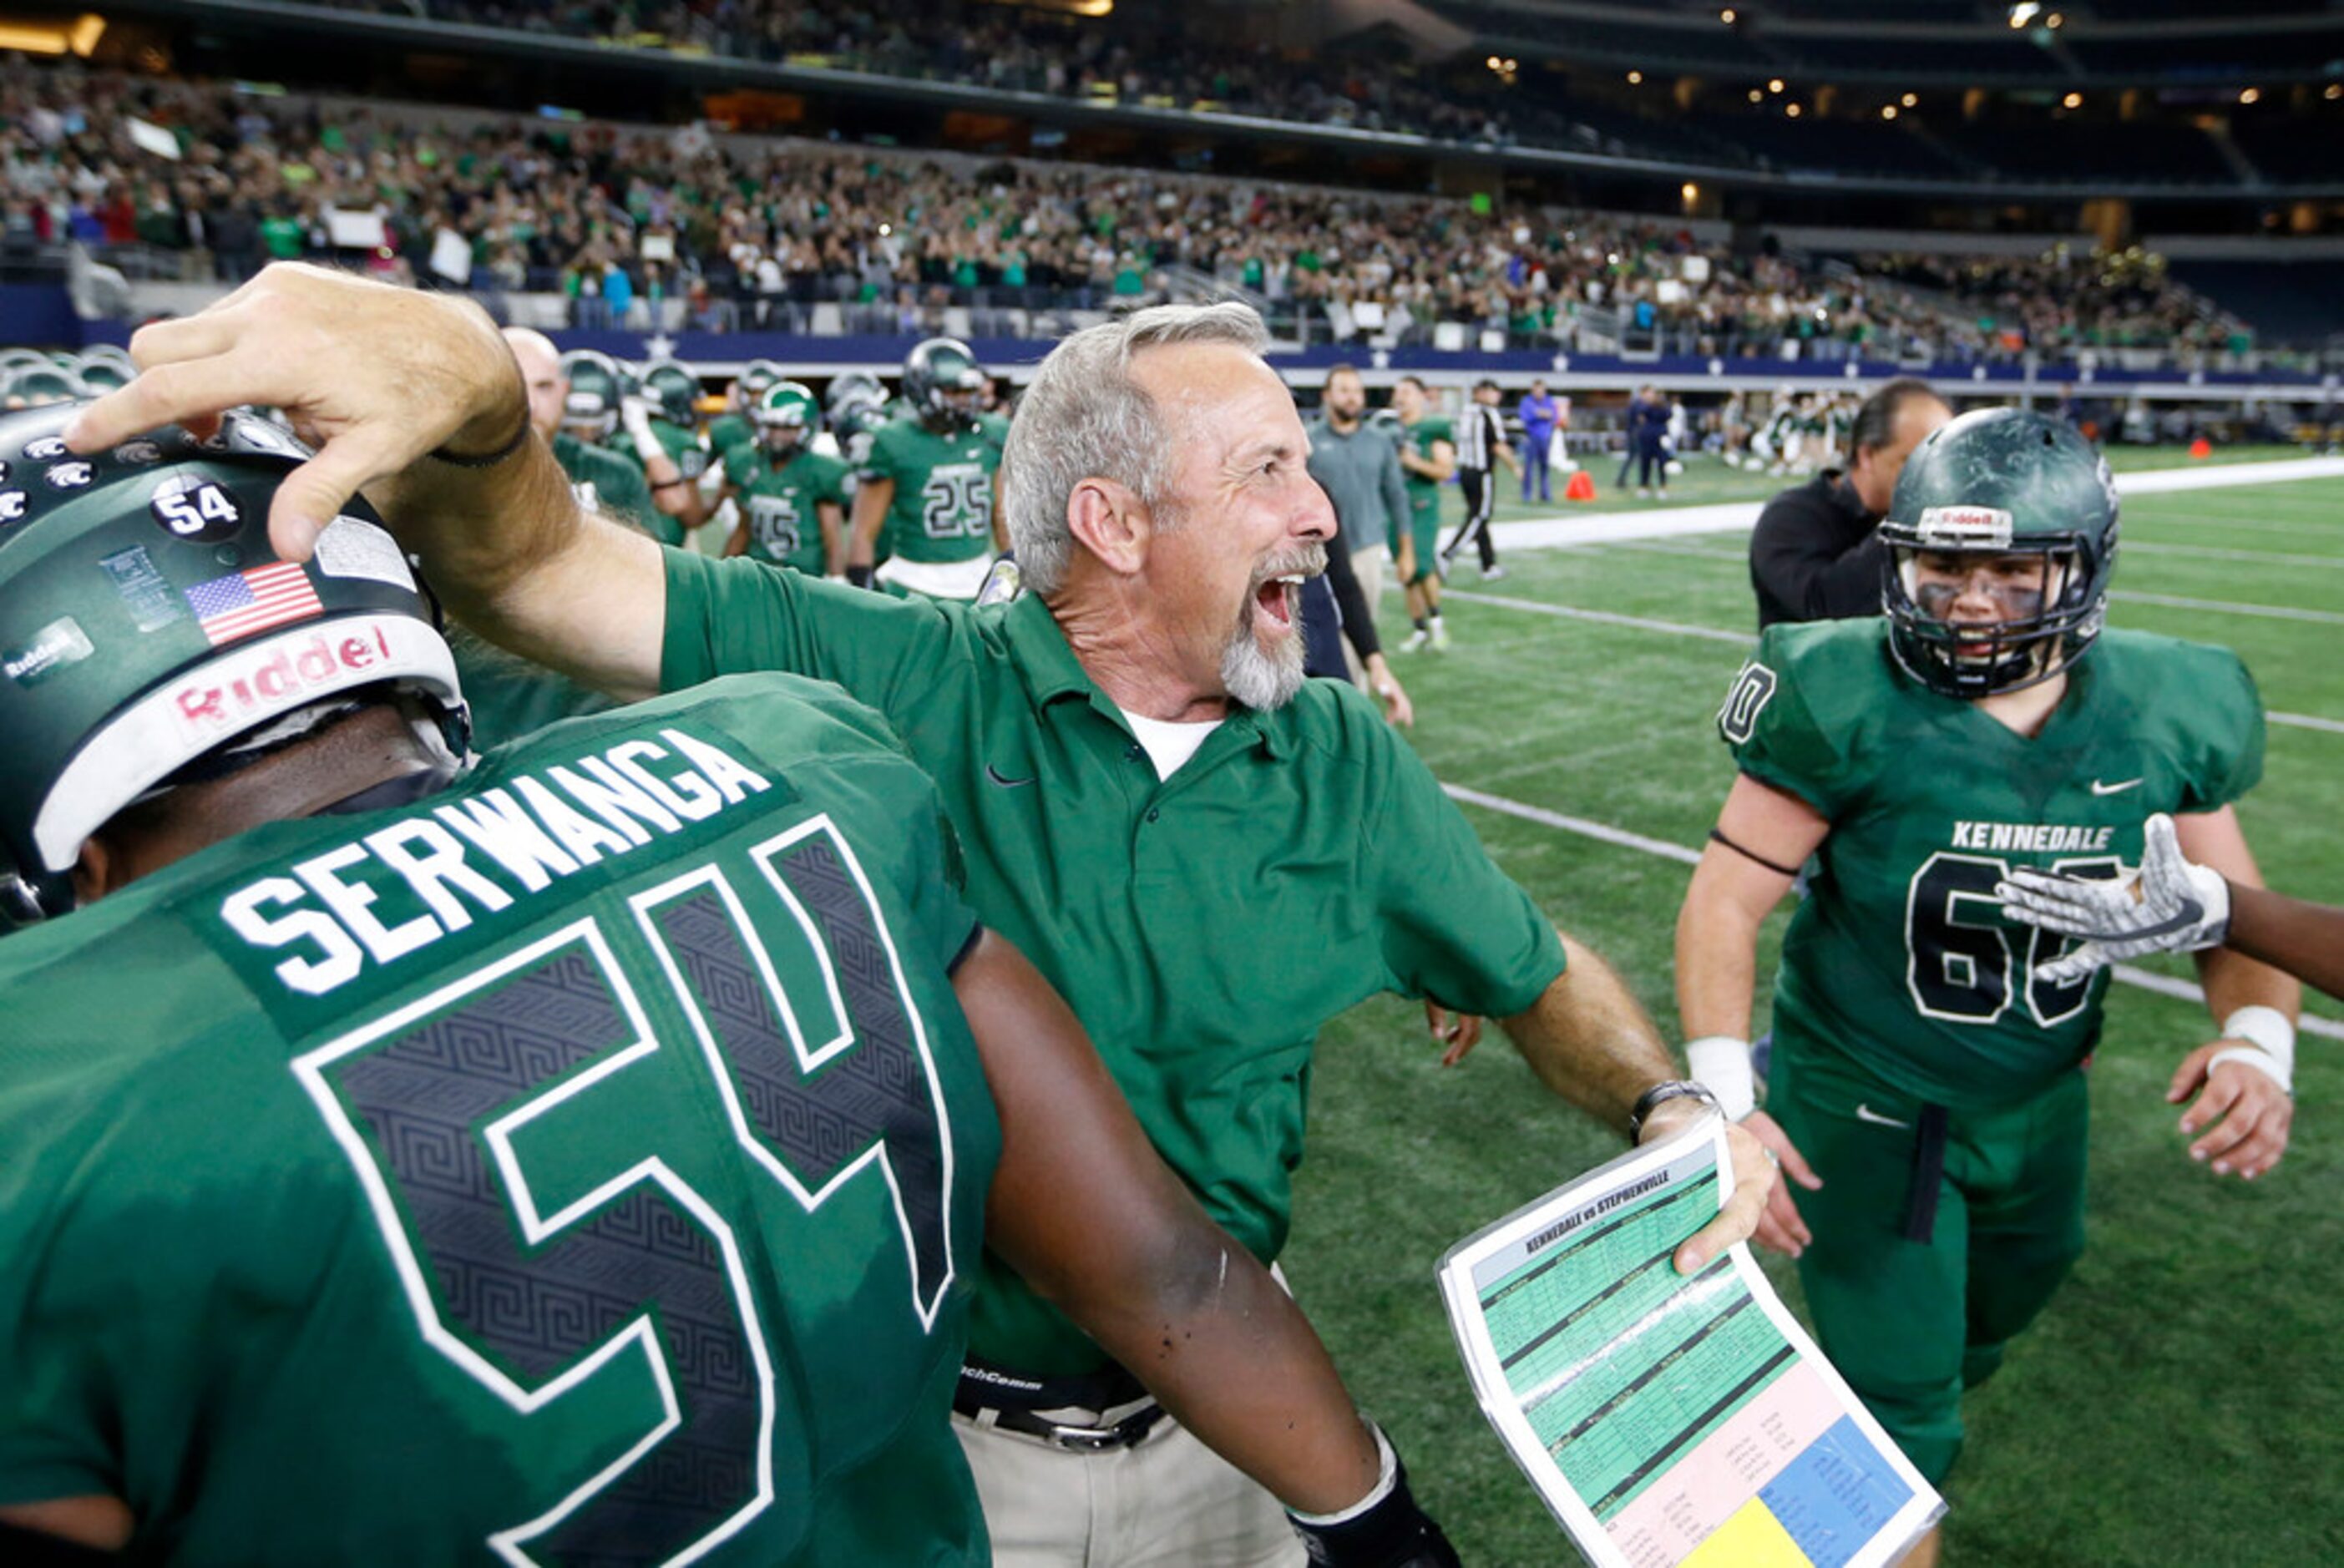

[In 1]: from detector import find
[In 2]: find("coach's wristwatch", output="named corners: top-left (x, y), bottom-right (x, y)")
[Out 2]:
top-left (1628, 1080), bottom-right (1722, 1141)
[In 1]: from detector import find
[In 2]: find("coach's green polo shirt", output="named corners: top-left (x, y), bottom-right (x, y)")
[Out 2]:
top-left (663, 549), bottom-right (1567, 1373)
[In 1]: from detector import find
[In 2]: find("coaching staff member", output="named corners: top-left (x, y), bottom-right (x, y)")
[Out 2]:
top-left (70, 268), bottom-right (1770, 1568)
top-left (1749, 377), bottom-right (1950, 629)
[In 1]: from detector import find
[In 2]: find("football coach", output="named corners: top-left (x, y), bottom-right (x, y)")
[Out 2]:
top-left (69, 263), bottom-right (1772, 1568)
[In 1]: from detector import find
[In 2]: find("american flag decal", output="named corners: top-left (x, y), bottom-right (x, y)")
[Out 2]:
top-left (183, 562), bottom-right (323, 646)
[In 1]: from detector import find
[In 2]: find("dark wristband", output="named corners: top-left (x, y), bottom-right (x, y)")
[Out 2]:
top-left (428, 403), bottom-right (532, 468)
top-left (1288, 1450), bottom-right (1461, 1568)
top-left (846, 564), bottom-right (875, 589)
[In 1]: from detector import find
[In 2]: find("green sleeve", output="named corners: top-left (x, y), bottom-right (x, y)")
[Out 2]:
top-left (2176, 647), bottom-right (2266, 812)
top-left (1719, 631), bottom-right (1859, 817)
top-left (816, 453), bottom-right (853, 508)
top-left (864, 422), bottom-right (909, 486)
top-left (656, 421), bottom-right (710, 479)
top-left (661, 549), bottom-right (959, 726)
top-left (1366, 705), bottom-right (1567, 1015)
top-left (0, 1069), bottom-right (121, 1505)
top-left (594, 452), bottom-right (657, 531)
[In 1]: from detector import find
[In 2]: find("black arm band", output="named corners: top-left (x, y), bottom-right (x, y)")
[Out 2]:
top-left (650, 475), bottom-right (693, 492)
top-left (1709, 828), bottom-right (1803, 878)
top-left (426, 403), bottom-right (532, 468)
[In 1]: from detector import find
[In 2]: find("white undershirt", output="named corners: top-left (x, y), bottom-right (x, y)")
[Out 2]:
top-left (1121, 710), bottom-right (1224, 781)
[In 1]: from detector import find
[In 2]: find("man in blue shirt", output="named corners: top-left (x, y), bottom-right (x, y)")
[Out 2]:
top-left (1516, 379), bottom-right (1562, 503)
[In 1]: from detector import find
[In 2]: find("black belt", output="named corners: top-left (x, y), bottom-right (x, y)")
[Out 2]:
top-left (953, 1355), bottom-right (1168, 1453)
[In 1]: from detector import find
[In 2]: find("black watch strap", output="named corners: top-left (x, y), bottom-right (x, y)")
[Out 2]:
top-left (1628, 1079), bottom-right (1721, 1141)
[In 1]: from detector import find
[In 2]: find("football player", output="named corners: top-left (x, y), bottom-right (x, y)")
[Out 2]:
top-left (507, 330), bottom-right (653, 529)
top-left (559, 350), bottom-right (689, 548)
top-left (0, 407), bottom-right (1459, 1567)
top-left (1390, 376), bottom-right (1454, 652)
top-left (706, 357), bottom-right (787, 479)
top-left (1673, 408), bottom-right (2299, 1568)
top-left (2002, 812), bottom-right (2344, 1003)
top-left (723, 381), bottom-right (850, 576)
top-left (846, 338), bottom-right (1008, 600)
top-left (636, 357), bottom-right (715, 535)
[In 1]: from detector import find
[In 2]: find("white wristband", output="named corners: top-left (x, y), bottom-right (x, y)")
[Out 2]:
top-left (1290, 1422), bottom-right (1398, 1526)
top-left (2211, 1004), bottom-right (2296, 1095)
top-left (1685, 1035), bottom-right (1757, 1121)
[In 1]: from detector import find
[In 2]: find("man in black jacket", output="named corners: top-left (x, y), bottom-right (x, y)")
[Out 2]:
top-left (1747, 377), bottom-right (1949, 629)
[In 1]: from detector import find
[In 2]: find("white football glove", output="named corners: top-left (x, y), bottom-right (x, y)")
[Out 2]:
top-left (1997, 813), bottom-right (2230, 984)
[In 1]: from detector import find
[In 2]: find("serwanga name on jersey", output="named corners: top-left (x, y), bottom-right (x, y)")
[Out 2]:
top-left (1949, 820), bottom-right (2118, 854)
top-left (218, 725), bottom-right (772, 995)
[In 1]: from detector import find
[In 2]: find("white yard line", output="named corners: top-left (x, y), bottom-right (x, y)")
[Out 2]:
top-left (2120, 542), bottom-right (2344, 569)
top-left (2109, 591), bottom-right (2344, 626)
top-left (1438, 781), bottom-right (2344, 1041)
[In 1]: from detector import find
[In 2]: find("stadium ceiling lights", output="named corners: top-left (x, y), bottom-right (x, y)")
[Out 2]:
top-left (1881, 105), bottom-right (1898, 119)
top-left (1627, 70), bottom-right (1643, 84)
top-left (2063, 91), bottom-right (2083, 109)
top-left (1719, 8), bottom-right (1735, 21)
top-left (1767, 78), bottom-right (1785, 94)
top-left (1901, 92), bottom-right (1919, 108)
top-left (2327, 83), bottom-right (2342, 99)
top-left (0, 11), bottom-right (104, 55)
top-left (2007, 3), bottom-right (2038, 28)
top-left (2239, 87), bottom-right (2261, 104)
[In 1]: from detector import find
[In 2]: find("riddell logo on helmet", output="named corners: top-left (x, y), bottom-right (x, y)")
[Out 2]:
top-left (171, 626), bottom-right (393, 739)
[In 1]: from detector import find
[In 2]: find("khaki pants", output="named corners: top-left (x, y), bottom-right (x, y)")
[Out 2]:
top-left (954, 1410), bottom-right (1306, 1568)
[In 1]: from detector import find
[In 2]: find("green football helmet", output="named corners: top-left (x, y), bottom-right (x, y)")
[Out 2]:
top-left (0, 347), bottom-right (48, 375)
top-left (732, 358), bottom-right (786, 412)
top-left (1879, 407), bottom-right (2119, 699)
top-left (752, 380), bottom-right (822, 457)
top-left (5, 365), bottom-right (84, 407)
top-left (559, 349), bottom-right (624, 440)
top-left (902, 338), bottom-right (985, 433)
top-left (0, 402), bottom-right (468, 926)
top-left (826, 372), bottom-right (885, 417)
top-left (640, 358), bottom-right (701, 427)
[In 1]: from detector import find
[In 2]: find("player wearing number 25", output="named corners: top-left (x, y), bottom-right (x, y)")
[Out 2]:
top-left (0, 410), bottom-right (1443, 1564)
top-left (1673, 409), bottom-right (2299, 1567)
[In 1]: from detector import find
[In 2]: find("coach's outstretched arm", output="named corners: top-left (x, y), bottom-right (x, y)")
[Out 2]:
top-left (955, 932), bottom-right (1460, 1564)
top-left (1501, 930), bottom-right (1778, 1276)
top-left (62, 264), bottom-right (671, 701)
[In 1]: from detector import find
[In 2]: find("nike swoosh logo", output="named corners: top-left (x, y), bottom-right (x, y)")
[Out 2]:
top-left (985, 763), bottom-right (1035, 789)
top-left (2089, 777), bottom-right (2144, 795)
top-left (1854, 1104), bottom-right (1912, 1130)
top-left (2067, 896), bottom-right (2206, 944)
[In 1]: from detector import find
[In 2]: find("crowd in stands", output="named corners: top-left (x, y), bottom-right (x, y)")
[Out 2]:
top-left (1855, 249), bottom-right (2251, 359)
top-left (0, 58), bottom-right (2260, 362)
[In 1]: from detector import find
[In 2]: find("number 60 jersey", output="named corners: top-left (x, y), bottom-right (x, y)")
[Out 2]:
top-left (1719, 619), bottom-right (2264, 1111)
top-left (0, 675), bottom-right (1001, 1566)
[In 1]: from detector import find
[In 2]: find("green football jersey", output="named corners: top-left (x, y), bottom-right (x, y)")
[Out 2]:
top-left (552, 430), bottom-right (657, 539)
top-left (708, 412), bottom-right (757, 477)
top-left (1721, 620), bottom-right (2264, 1110)
top-left (0, 677), bottom-right (1000, 1565)
top-left (863, 415), bottom-right (1006, 566)
top-left (1400, 415), bottom-right (1453, 523)
top-left (737, 448), bottom-right (851, 574)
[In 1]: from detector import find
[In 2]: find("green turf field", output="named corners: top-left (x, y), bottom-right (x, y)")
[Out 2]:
top-left (1286, 453), bottom-right (2344, 1566)
top-left (1482, 442), bottom-right (2314, 518)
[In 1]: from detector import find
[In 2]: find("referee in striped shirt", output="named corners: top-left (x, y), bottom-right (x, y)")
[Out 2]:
top-left (1441, 378), bottom-right (1520, 579)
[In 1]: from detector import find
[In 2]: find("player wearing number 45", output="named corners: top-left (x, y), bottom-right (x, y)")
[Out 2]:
top-left (0, 410), bottom-right (1458, 1566)
top-left (1673, 408), bottom-right (2301, 1568)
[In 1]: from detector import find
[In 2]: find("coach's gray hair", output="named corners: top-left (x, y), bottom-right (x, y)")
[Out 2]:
top-left (1001, 301), bottom-right (1270, 595)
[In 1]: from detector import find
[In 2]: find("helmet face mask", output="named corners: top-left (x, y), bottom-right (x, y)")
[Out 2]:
top-left (558, 349), bottom-right (622, 441)
top-left (752, 381), bottom-right (821, 460)
top-left (640, 360), bottom-right (700, 427)
top-left (0, 402), bottom-right (468, 927)
top-left (903, 338), bottom-right (985, 434)
top-left (1879, 408), bottom-right (2119, 701)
